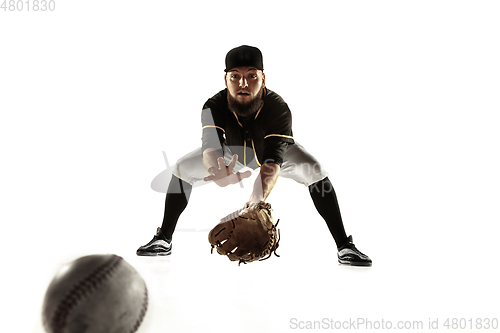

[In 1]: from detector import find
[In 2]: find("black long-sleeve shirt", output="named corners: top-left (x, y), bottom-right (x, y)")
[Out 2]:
top-left (201, 88), bottom-right (294, 168)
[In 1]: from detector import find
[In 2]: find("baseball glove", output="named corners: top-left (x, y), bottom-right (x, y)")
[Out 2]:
top-left (208, 201), bottom-right (280, 265)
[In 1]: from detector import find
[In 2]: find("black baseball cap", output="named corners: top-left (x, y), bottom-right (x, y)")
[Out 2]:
top-left (225, 45), bottom-right (264, 72)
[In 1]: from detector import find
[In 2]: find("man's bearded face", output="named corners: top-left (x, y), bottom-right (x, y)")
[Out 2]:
top-left (225, 67), bottom-right (265, 117)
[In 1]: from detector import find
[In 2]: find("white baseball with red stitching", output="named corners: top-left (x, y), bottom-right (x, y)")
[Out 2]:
top-left (42, 254), bottom-right (148, 333)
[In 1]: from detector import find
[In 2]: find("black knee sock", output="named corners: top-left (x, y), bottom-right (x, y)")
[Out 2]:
top-left (309, 177), bottom-right (348, 249)
top-left (160, 176), bottom-right (192, 240)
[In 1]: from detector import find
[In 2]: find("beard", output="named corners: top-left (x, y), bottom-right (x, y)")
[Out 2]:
top-left (227, 86), bottom-right (264, 117)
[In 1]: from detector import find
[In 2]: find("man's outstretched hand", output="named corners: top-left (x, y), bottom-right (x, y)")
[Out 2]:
top-left (203, 154), bottom-right (252, 187)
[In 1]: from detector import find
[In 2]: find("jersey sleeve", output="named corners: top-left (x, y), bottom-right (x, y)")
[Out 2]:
top-left (262, 104), bottom-right (294, 166)
top-left (201, 101), bottom-right (226, 157)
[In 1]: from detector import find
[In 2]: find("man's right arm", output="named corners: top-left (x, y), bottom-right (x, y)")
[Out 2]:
top-left (202, 149), bottom-right (251, 187)
top-left (202, 148), bottom-right (223, 173)
top-left (201, 106), bottom-right (251, 186)
top-left (201, 106), bottom-right (225, 159)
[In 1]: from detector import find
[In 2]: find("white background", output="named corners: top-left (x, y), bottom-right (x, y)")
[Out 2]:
top-left (1, 1), bottom-right (499, 332)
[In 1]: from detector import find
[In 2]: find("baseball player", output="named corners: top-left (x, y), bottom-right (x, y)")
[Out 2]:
top-left (137, 45), bottom-right (372, 266)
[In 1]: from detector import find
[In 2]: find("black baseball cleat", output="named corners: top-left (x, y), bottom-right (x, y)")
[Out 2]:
top-left (136, 227), bottom-right (172, 256)
top-left (337, 235), bottom-right (372, 266)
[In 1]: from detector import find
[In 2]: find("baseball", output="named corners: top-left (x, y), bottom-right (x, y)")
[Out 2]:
top-left (42, 254), bottom-right (148, 333)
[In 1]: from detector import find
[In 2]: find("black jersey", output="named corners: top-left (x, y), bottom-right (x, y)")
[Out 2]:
top-left (201, 88), bottom-right (294, 168)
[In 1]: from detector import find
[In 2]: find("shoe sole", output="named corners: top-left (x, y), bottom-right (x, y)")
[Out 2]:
top-left (338, 259), bottom-right (372, 266)
top-left (136, 251), bottom-right (171, 257)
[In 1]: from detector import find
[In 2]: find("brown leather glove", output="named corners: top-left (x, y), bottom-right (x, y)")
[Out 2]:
top-left (208, 202), bottom-right (280, 265)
